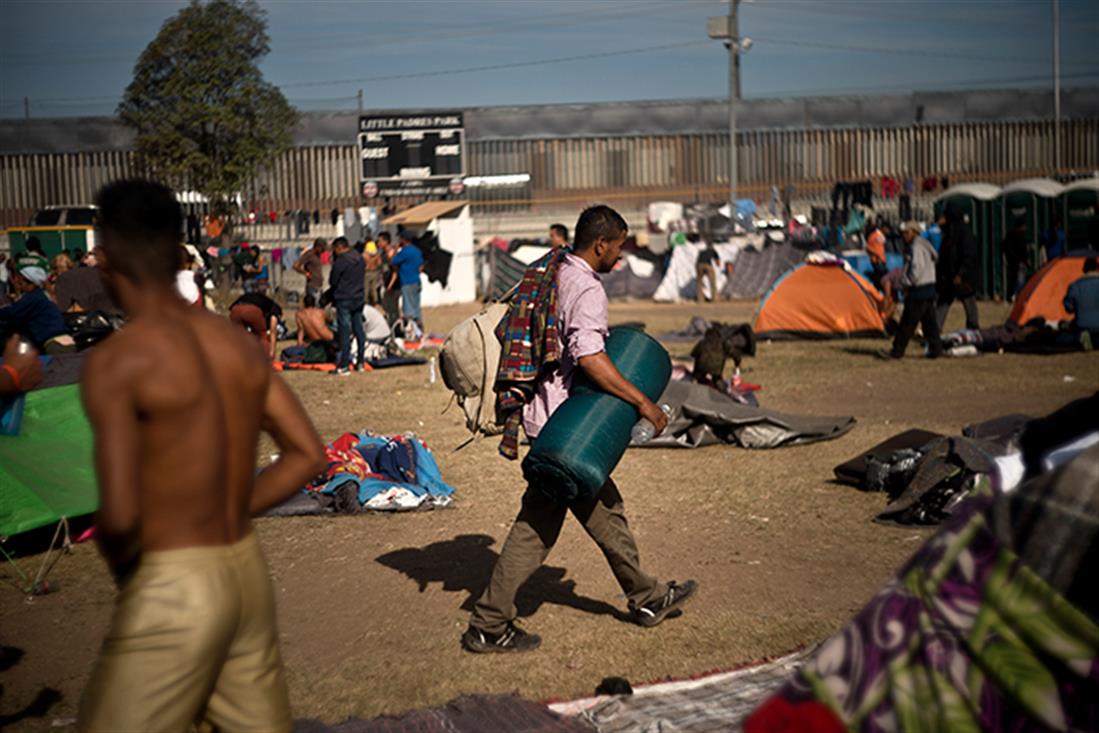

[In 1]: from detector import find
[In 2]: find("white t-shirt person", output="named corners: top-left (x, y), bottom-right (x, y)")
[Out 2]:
top-left (362, 304), bottom-right (391, 342)
top-left (175, 270), bottom-right (201, 305)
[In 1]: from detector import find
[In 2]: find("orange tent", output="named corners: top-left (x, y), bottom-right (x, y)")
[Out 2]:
top-left (755, 262), bottom-right (886, 339)
top-left (1009, 254), bottom-right (1094, 325)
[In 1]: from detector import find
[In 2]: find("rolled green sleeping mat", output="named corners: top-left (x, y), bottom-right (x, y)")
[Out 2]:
top-left (522, 326), bottom-right (671, 504)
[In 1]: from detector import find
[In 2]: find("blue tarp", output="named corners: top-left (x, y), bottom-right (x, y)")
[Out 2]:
top-left (842, 252), bottom-right (905, 280)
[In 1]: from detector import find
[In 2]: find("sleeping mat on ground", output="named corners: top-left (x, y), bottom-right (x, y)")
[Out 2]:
top-left (522, 327), bottom-right (671, 504)
top-left (639, 380), bottom-right (856, 450)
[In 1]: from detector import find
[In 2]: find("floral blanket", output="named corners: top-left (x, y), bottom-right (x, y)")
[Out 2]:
top-left (747, 445), bottom-right (1099, 732)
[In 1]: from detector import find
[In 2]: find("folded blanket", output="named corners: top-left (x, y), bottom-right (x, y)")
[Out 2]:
top-left (747, 444), bottom-right (1099, 732)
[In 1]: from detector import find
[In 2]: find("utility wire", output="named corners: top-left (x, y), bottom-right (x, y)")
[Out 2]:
top-left (0, 0), bottom-right (723, 66)
top-left (9, 71), bottom-right (1096, 115)
top-left (747, 71), bottom-right (1099, 98)
top-left (4, 38), bottom-right (713, 105)
top-left (750, 36), bottom-right (1061, 64)
top-left (267, 39), bottom-right (715, 89)
top-left (5, 38), bottom-right (1097, 109)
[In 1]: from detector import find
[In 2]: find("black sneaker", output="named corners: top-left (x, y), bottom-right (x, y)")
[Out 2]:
top-left (461, 623), bottom-right (541, 654)
top-left (633, 580), bottom-right (698, 627)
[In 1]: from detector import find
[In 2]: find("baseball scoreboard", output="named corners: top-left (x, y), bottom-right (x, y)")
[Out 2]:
top-left (358, 112), bottom-right (465, 198)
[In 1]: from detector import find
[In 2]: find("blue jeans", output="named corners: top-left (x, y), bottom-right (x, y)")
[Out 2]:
top-left (335, 298), bottom-right (365, 369)
top-left (401, 283), bottom-right (422, 322)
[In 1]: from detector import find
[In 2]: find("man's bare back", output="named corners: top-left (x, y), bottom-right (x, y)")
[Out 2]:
top-left (84, 298), bottom-right (324, 572)
top-left (297, 306), bottom-right (334, 345)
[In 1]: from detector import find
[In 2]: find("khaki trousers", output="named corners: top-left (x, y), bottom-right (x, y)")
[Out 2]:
top-left (696, 263), bottom-right (717, 302)
top-left (364, 269), bottom-right (383, 306)
top-left (471, 479), bottom-right (665, 634)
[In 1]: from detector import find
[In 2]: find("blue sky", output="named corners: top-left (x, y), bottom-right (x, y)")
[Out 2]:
top-left (1, 0), bottom-right (1096, 119)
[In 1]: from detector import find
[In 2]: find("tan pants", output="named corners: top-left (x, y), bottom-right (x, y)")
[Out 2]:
top-left (696, 263), bottom-right (717, 302)
top-left (471, 479), bottom-right (665, 634)
top-left (78, 532), bottom-right (291, 733)
top-left (364, 269), bottom-right (383, 306)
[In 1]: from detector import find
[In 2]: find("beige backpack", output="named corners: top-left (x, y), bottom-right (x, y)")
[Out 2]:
top-left (439, 301), bottom-right (509, 438)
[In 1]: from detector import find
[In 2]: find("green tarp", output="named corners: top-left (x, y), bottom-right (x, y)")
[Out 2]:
top-left (0, 384), bottom-right (98, 537)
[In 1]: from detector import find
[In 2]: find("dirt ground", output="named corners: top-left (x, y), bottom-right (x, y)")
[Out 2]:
top-left (2, 299), bottom-right (1096, 730)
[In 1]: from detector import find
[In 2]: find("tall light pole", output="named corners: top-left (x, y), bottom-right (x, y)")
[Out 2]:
top-left (1052, 0), bottom-right (1061, 173)
top-left (728, 0), bottom-right (740, 209)
top-left (709, 1), bottom-right (746, 216)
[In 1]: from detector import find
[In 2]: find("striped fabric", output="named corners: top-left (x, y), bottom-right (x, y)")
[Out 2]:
top-left (493, 248), bottom-right (569, 459)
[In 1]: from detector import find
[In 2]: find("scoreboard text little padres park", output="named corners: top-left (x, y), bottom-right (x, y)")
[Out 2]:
top-left (358, 112), bottom-right (465, 198)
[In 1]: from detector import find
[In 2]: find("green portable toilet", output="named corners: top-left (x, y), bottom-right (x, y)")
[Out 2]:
top-left (1061, 178), bottom-right (1099, 250)
top-left (6, 206), bottom-right (98, 261)
top-left (933, 183), bottom-right (1002, 298)
top-left (999, 178), bottom-right (1065, 279)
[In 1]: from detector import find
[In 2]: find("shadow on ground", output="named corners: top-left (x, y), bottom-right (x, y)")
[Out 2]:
top-left (375, 533), bottom-right (630, 622)
top-left (0, 646), bottom-right (62, 727)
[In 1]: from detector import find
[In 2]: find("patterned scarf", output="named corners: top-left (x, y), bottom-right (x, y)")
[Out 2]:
top-left (493, 248), bottom-right (569, 459)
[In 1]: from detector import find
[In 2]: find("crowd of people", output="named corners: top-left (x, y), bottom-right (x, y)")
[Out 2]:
top-left (0, 234), bottom-right (206, 358)
top-left (878, 206), bottom-right (1098, 359)
top-left (4, 173), bottom-right (1098, 731)
top-left (1, 204), bottom-right (429, 385)
top-left (281, 229), bottom-right (423, 374)
top-left (2, 181), bottom-right (697, 730)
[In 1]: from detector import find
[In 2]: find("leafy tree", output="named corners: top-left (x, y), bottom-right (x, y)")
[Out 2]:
top-left (118, 0), bottom-right (296, 210)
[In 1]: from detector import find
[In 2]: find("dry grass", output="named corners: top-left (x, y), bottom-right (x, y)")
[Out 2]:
top-left (2, 299), bottom-right (1096, 729)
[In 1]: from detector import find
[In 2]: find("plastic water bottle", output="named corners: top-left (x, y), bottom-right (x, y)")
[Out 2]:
top-left (631, 404), bottom-right (673, 444)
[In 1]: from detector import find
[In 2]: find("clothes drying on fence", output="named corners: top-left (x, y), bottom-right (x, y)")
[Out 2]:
top-left (634, 379), bottom-right (855, 449)
top-left (413, 231), bottom-right (453, 288)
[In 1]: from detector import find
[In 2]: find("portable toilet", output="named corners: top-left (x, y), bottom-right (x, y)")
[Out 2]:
top-left (1061, 178), bottom-right (1099, 250)
top-left (6, 206), bottom-right (98, 261)
top-left (999, 178), bottom-right (1065, 276)
top-left (933, 183), bottom-right (1002, 298)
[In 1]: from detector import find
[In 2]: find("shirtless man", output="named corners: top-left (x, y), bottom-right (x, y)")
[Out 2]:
top-left (78, 180), bottom-right (326, 733)
top-left (296, 292), bottom-right (334, 347)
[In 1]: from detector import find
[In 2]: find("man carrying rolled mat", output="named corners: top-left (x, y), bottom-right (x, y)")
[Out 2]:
top-left (462, 205), bottom-right (697, 654)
